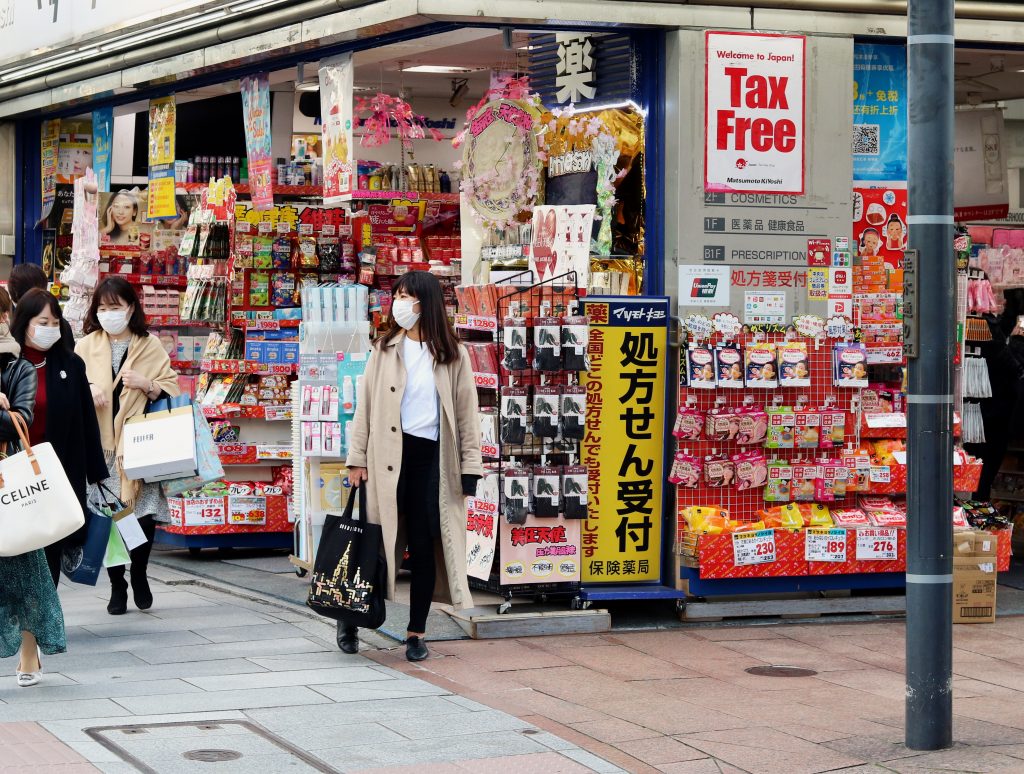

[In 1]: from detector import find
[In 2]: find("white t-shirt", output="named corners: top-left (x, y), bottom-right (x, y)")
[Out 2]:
top-left (401, 337), bottom-right (440, 441)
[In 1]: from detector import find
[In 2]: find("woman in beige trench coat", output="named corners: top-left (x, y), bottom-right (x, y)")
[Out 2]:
top-left (345, 271), bottom-right (483, 661)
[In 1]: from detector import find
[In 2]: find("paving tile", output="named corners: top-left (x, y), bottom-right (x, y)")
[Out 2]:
top-left (429, 640), bottom-right (573, 671)
top-left (559, 746), bottom-right (630, 773)
top-left (612, 736), bottom-right (709, 765)
top-left (451, 751), bottom-right (595, 773)
top-left (191, 622), bottom-right (310, 644)
top-left (0, 699), bottom-right (129, 723)
top-left (654, 761), bottom-right (733, 774)
top-left (313, 730), bottom-right (548, 767)
top-left (679, 727), bottom-right (865, 774)
top-left (310, 679), bottom-right (450, 702)
top-left (245, 651), bottom-right (369, 671)
top-left (881, 747), bottom-right (1024, 772)
top-left (247, 720), bottom-right (404, 750)
top-left (571, 717), bottom-right (662, 743)
top-left (0, 679), bottom-right (203, 705)
top-left (113, 685), bottom-right (331, 714)
top-left (248, 696), bottom-right (473, 728)
top-left (59, 630), bottom-right (211, 655)
top-left (381, 709), bottom-right (531, 739)
top-left (563, 645), bottom-right (702, 681)
top-left (184, 666), bottom-right (391, 691)
top-left (81, 612), bottom-right (274, 637)
top-left (822, 735), bottom-right (924, 762)
top-left (350, 764), bottom-right (464, 774)
top-left (136, 637), bottom-right (329, 664)
top-left (40, 711), bottom-right (249, 744)
top-left (60, 658), bottom-right (268, 685)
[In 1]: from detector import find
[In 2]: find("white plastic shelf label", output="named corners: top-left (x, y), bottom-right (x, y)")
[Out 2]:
top-left (855, 527), bottom-right (898, 560)
top-left (732, 528), bottom-right (777, 566)
top-left (805, 528), bottom-right (847, 562)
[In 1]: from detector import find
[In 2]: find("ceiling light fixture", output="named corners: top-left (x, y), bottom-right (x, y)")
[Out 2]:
top-left (0, 47), bottom-right (100, 82)
top-left (228, 0), bottom-right (292, 12)
top-left (402, 65), bottom-right (478, 74)
top-left (97, 10), bottom-right (229, 53)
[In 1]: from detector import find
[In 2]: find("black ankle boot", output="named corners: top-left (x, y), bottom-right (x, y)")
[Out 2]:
top-left (130, 570), bottom-right (153, 611)
top-left (405, 636), bottom-right (429, 662)
top-left (337, 624), bottom-right (359, 654)
top-left (107, 576), bottom-right (128, 616)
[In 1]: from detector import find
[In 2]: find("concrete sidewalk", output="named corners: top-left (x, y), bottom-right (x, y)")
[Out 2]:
top-left (0, 569), bottom-right (618, 773)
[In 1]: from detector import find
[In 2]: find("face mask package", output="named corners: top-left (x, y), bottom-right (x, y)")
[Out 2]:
top-left (715, 344), bottom-right (744, 388)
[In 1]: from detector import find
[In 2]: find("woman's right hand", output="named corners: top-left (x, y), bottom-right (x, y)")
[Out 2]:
top-left (347, 467), bottom-right (367, 487)
top-left (91, 383), bottom-right (110, 409)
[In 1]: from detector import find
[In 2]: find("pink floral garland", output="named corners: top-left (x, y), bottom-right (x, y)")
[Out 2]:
top-left (355, 92), bottom-right (444, 150)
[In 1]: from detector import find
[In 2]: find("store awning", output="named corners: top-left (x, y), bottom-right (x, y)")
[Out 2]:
top-left (4, 0), bottom-right (1024, 119)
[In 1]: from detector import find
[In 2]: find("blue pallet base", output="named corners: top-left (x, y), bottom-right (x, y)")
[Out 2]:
top-left (680, 566), bottom-right (906, 597)
top-left (578, 584), bottom-right (686, 602)
top-left (155, 529), bottom-right (292, 551)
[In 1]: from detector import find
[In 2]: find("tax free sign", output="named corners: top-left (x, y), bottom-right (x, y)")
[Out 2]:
top-left (705, 31), bottom-right (805, 195)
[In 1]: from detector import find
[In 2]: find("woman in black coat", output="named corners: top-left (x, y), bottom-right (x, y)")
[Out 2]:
top-left (10, 290), bottom-right (108, 585)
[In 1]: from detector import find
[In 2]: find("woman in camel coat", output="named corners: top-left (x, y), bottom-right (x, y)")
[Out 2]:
top-left (345, 271), bottom-right (482, 661)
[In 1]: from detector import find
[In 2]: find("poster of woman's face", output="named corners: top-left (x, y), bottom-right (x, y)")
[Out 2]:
top-left (99, 189), bottom-right (143, 246)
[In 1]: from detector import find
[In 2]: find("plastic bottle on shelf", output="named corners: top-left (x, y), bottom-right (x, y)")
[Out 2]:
top-left (240, 158), bottom-right (249, 185)
top-left (439, 169), bottom-right (451, 193)
top-left (231, 156), bottom-right (240, 181)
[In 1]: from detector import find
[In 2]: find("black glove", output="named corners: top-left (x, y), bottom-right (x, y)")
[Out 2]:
top-left (461, 474), bottom-right (481, 497)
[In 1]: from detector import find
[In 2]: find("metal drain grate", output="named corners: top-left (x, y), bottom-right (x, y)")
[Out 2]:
top-left (85, 720), bottom-right (338, 773)
top-left (745, 665), bottom-right (818, 677)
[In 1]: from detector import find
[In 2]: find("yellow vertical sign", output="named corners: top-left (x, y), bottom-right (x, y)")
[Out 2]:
top-left (581, 297), bottom-right (668, 583)
top-left (147, 96), bottom-right (177, 219)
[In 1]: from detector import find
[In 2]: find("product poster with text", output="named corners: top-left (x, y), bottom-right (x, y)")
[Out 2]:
top-left (466, 497), bottom-right (498, 581)
top-left (581, 297), bottom-right (668, 583)
top-left (853, 187), bottom-right (907, 270)
top-left (852, 43), bottom-right (907, 183)
top-left (56, 119), bottom-right (92, 184)
top-left (529, 204), bottom-right (595, 288)
top-left (499, 515), bottom-right (581, 585)
top-left (92, 107), bottom-right (113, 192)
top-left (241, 73), bottom-right (274, 210)
top-left (147, 96), bottom-right (177, 219)
top-left (40, 119), bottom-right (60, 222)
top-left (319, 53), bottom-right (355, 205)
top-left (705, 31), bottom-right (805, 195)
top-left (954, 108), bottom-right (1009, 222)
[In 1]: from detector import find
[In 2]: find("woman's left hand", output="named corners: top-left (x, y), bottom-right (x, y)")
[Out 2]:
top-left (121, 369), bottom-right (152, 392)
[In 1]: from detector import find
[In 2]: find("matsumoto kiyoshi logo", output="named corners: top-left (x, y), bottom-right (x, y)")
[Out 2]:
top-left (690, 277), bottom-right (720, 299)
top-left (736, 158), bottom-right (748, 169)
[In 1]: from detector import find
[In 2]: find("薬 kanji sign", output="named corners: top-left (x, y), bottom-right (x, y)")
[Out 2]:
top-left (580, 296), bottom-right (669, 584)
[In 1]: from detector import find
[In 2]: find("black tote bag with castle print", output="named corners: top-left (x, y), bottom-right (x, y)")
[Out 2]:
top-left (307, 484), bottom-right (387, 629)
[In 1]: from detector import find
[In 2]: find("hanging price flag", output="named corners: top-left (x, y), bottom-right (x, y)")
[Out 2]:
top-left (805, 528), bottom-right (847, 562)
top-left (732, 528), bottom-right (777, 566)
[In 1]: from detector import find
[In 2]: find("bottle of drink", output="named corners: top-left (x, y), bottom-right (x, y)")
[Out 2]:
top-left (231, 156), bottom-right (240, 181)
top-left (439, 169), bottom-right (451, 193)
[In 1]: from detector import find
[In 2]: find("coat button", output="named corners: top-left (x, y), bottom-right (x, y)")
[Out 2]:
top-left (387, 465), bottom-right (393, 471)
top-left (390, 386), bottom-right (396, 392)
top-left (391, 426), bottom-right (397, 432)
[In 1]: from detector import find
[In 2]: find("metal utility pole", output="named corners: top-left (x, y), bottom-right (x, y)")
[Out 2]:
top-left (905, 0), bottom-right (955, 752)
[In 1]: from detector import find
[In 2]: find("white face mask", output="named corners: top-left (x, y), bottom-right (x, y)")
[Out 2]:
top-left (32, 324), bottom-right (62, 351)
top-left (392, 298), bottom-right (421, 330)
top-left (97, 309), bottom-right (130, 336)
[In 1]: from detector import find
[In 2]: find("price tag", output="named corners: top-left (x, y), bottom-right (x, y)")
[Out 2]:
top-left (257, 221), bottom-right (273, 233)
top-left (183, 497), bottom-right (226, 526)
top-left (481, 443), bottom-right (499, 458)
top-left (805, 528), bottom-right (847, 562)
top-left (732, 528), bottom-right (777, 566)
top-left (864, 413), bottom-right (907, 429)
top-left (855, 527), bottom-right (898, 560)
top-left (264, 406), bottom-right (293, 421)
top-left (869, 466), bottom-right (891, 483)
top-left (276, 222), bottom-right (290, 234)
top-left (228, 495), bottom-right (267, 525)
top-left (473, 372), bottom-right (499, 389)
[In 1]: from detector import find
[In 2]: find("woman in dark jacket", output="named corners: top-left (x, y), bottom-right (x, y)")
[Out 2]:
top-left (10, 290), bottom-right (108, 586)
top-left (0, 337), bottom-right (68, 685)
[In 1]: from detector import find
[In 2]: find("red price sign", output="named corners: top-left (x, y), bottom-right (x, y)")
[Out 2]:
top-left (474, 372), bottom-right (499, 390)
top-left (856, 528), bottom-right (898, 560)
top-left (732, 528), bottom-right (777, 566)
top-left (805, 528), bottom-right (847, 562)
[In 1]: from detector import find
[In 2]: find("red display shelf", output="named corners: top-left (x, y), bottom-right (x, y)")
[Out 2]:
top-left (178, 183), bottom-right (320, 197)
top-left (150, 315), bottom-right (220, 328)
top-left (202, 359), bottom-right (297, 375)
top-left (201, 404), bottom-right (293, 420)
top-left (170, 360), bottom-right (200, 371)
top-left (351, 189), bottom-right (459, 203)
top-left (165, 492), bottom-right (291, 534)
top-left (109, 273), bottom-right (188, 289)
top-left (230, 319), bottom-right (302, 331)
top-left (218, 443), bottom-right (258, 465)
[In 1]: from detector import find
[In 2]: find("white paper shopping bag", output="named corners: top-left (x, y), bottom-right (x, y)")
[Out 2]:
top-left (122, 406), bottom-right (198, 482)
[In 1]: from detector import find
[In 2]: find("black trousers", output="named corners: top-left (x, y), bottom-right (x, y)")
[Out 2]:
top-left (44, 516), bottom-right (157, 588)
top-left (396, 433), bottom-right (440, 634)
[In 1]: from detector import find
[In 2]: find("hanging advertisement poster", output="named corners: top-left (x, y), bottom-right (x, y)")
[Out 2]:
top-left (56, 120), bottom-right (92, 184)
top-left (705, 31), bottom-right (805, 195)
top-left (852, 43), bottom-right (907, 183)
top-left (147, 96), bottom-right (177, 219)
top-left (319, 54), bottom-right (355, 205)
top-left (500, 515), bottom-right (581, 585)
top-left (241, 73), bottom-right (274, 211)
top-left (466, 497), bottom-right (498, 581)
top-left (955, 108), bottom-right (1009, 222)
top-left (580, 296), bottom-right (669, 583)
top-left (853, 187), bottom-right (907, 270)
top-left (92, 107), bottom-right (113, 192)
top-left (40, 119), bottom-right (60, 223)
top-left (529, 204), bottom-right (595, 288)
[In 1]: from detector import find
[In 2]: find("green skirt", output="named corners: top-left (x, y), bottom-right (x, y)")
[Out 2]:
top-left (0, 548), bottom-right (66, 658)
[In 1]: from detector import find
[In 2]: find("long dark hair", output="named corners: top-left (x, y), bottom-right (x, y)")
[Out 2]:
top-left (83, 276), bottom-right (149, 336)
top-left (11, 289), bottom-right (67, 352)
top-left (379, 271), bottom-right (460, 364)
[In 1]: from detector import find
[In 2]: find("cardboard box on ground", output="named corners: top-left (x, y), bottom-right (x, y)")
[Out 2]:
top-left (953, 529), bottom-right (998, 624)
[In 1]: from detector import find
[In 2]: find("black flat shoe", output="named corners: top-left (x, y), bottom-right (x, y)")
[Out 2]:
top-left (107, 580), bottom-right (128, 616)
top-left (405, 636), bottom-right (429, 662)
top-left (337, 624), bottom-right (359, 654)
top-left (131, 573), bottom-right (153, 611)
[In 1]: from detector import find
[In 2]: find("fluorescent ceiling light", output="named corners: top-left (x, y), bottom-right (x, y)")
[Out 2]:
top-left (295, 82), bottom-right (319, 92)
top-left (402, 65), bottom-right (478, 74)
top-left (229, 0), bottom-right (292, 11)
top-left (98, 10), bottom-right (228, 53)
top-left (0, 47), bottom-right (100, 82)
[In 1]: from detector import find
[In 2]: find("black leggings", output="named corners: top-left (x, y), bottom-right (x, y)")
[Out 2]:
top-left (44, 515), bottom-right (157, 587)
top-left (397, 433), bottom-right (440, 634)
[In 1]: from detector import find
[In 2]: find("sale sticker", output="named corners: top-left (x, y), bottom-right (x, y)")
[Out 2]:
top-left (732, 528), bottom-right (777, 566)
top-left (228, 495), bottom-right (268, 526)
top-left (807, 267), bottom-right (828, 301)
top-left (805, 527), bottom-right (847, 562)
top-left (705, 31), bottom-right (806, 194)
top-left (183, 497), bottom-right (226, 526)
top-left (869, 466), bottom-right (891, 484)
top-left (855, 527), bottom-right (898, 560)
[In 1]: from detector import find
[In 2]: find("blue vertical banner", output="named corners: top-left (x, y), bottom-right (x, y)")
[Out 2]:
top-left (92, 107), bottom-right (113, 192)
top-left (852, 43), bottom-right (907, 182)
